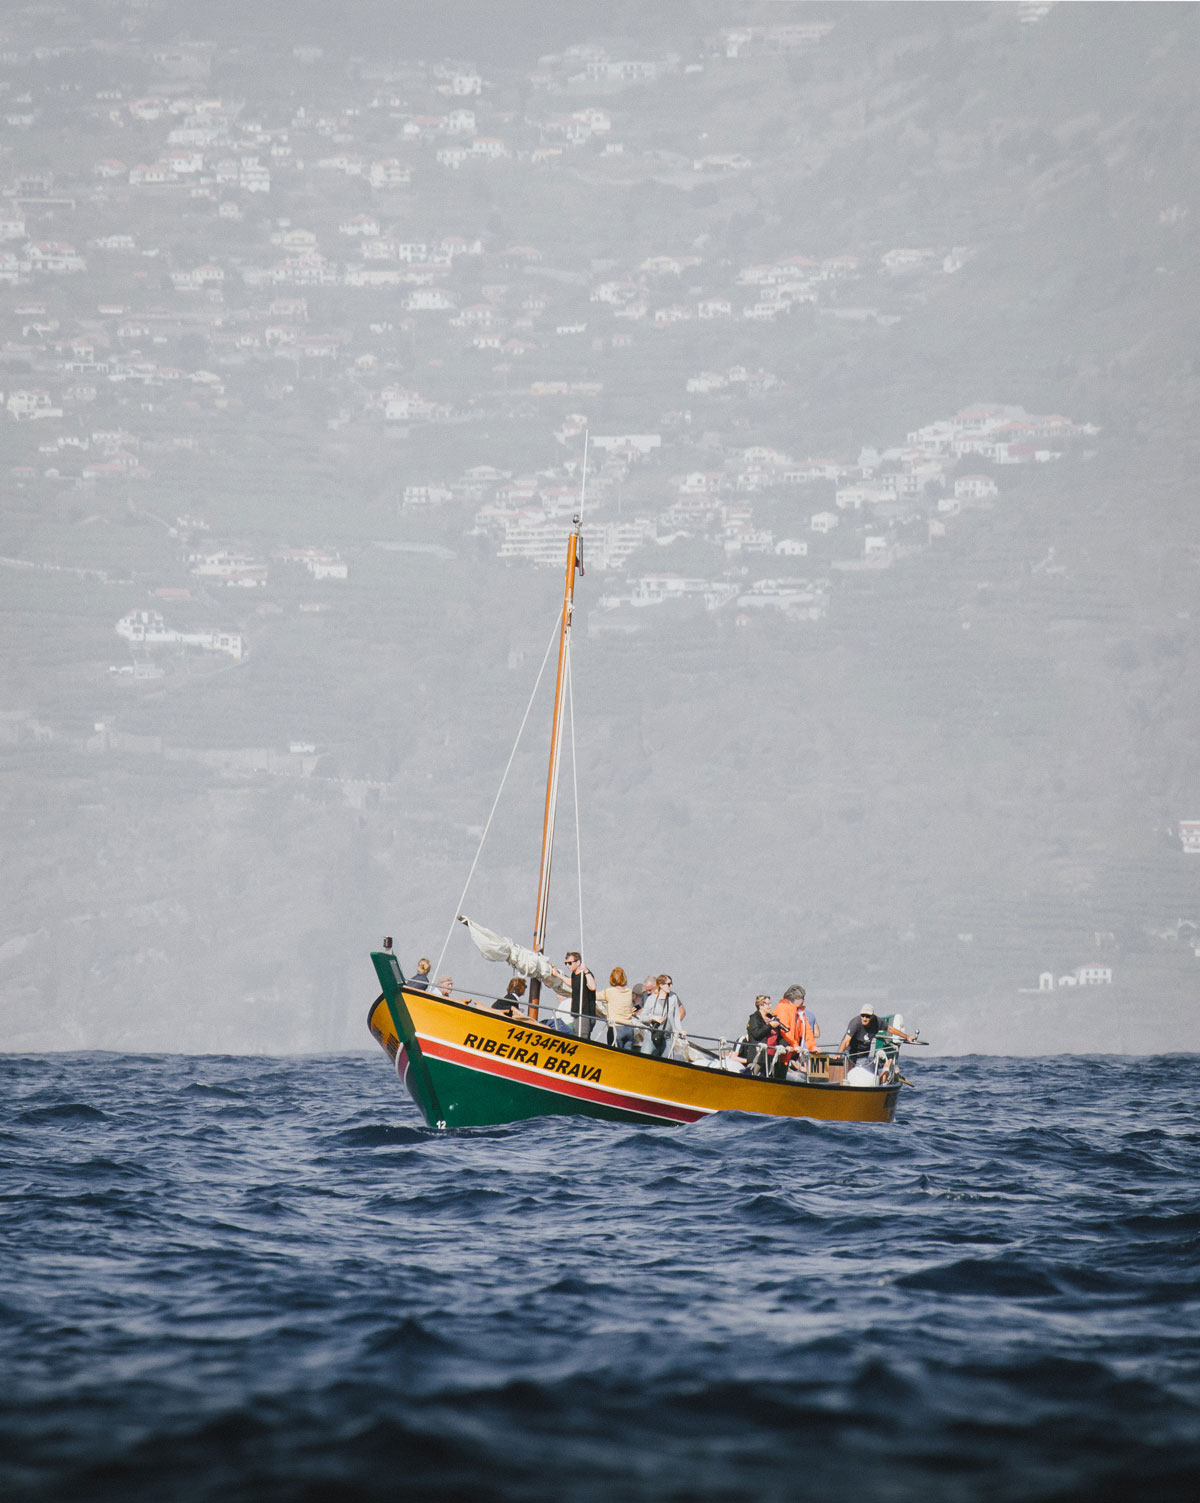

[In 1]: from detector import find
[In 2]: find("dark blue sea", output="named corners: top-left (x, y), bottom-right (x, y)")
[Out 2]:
top-left (2, 1053), bottom-right (1198, 1502)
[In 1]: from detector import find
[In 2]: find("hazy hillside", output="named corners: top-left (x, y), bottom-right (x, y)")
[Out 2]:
top-left (1, 1), bottom-right (1198, 1055)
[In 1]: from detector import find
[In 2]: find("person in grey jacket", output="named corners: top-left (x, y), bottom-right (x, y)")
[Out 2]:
top-left (640, 974), bottom-right (685, 1058)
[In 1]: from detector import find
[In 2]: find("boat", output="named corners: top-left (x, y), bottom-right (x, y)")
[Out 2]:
top-left (367, 506), bottom-right (910, 1129)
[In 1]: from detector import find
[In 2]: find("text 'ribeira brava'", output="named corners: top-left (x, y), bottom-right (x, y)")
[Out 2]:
top-left (460, 1031), bottom-right (603, 1083)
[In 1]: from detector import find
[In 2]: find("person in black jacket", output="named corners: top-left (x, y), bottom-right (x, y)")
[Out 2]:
top-left (491, 976), bottom-right (528, 1020)
top-left (739, 995), bottom-right (777, 1077)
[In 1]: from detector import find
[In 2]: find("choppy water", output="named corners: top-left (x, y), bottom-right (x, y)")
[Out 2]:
top-left (1, 1052), bottom-right (1198, 1501)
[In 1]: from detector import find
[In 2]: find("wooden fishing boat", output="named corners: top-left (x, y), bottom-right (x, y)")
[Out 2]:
top-left (367, 500), bottom-right (910, 1129)
top-left (367, 961), bottom-right (901, 1127)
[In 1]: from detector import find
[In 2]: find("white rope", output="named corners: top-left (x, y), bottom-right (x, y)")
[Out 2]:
top-left (572, 434), bottom-right (587, 962)
top-left (432, 610), bottom-right (562, 981)
top-left (566, 641), bottom-right (584, 965)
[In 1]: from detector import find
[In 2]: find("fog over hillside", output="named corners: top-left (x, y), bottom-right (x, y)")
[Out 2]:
top-left (1, 1), bottom-right (1198, 1056)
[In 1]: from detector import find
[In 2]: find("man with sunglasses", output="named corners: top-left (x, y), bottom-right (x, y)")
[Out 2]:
top-left (839, 1008), bottom-right (914, 1066)
top-left (639, 974), bottom-right (685, 1058)
top-left (557, 951), bottom-right (597, 1040)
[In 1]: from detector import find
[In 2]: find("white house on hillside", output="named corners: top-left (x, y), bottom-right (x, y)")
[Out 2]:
top-left (116, 610), bottom-right (244, 659)
top-left (1038, 964), bottom-right (1113, 989)
top-left (955, 474), bottom-right (998, 500)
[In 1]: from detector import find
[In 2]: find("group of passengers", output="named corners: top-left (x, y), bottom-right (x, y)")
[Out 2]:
top-left (406, 946), bottom-right (913, 1074)
top-left (406, 957), bottom-right (455, 999)
top-left (739, 989), bottom-right (915, 1079)
top-left (739, 986), bottom-right (817, 1079)
top-left (407, 950), bottom-right (686, 1055)
top-left (524, 954), bottom-right (687, 1058)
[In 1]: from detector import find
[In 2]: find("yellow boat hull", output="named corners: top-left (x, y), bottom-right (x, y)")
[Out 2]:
top-left (368, 958), bottom-right (902, 1129)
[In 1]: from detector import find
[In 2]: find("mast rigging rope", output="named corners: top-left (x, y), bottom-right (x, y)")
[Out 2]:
top-left (432, 609), bottom-right (563, 982)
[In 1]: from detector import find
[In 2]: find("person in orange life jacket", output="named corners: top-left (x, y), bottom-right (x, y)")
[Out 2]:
top-left (791, 988), bottom-right (820, 1048)
top-left (840, 1010), bottom-right (913, 1064)
top-left (767, 985), bottom-right (817, 1077)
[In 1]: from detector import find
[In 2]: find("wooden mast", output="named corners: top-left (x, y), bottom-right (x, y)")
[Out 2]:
top-left (527, 513), bottom-right (581, 1019)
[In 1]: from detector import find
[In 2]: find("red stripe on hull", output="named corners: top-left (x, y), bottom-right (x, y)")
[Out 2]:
top-left (419, 1035), bottom-right (708, 1124)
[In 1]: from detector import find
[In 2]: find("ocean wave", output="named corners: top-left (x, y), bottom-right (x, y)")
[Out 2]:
top-left (15, 1103), bottom-right (107, 1125)
top-left (2, 1053), bottom-right (1199, 1501)
top-left (333, 1123), bottom-right (439, 1148)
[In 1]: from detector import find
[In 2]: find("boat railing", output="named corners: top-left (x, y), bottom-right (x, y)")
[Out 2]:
top-left (411, 985), bottom-right (797, 1051)
top-left (411, 984), bottom-right (906, 1079)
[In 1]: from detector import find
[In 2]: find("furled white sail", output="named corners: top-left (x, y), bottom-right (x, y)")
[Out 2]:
top-left (458, 916), bottom-right (560, 986)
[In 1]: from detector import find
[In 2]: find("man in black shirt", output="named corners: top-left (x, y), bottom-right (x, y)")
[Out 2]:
top-left (840, 1010), bottom-right (914, 1064)
top-left (561, 951), bottom-right (597, 1040)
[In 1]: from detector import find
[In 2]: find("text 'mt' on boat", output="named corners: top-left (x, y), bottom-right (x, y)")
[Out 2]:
top-left (367, 470), bottom-right (911, 1128)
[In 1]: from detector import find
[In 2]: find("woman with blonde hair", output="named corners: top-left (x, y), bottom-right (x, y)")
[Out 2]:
top-left (596, 966), bottom-right (637, 1051)
top-left (739, 994), bottom-right (777, 1076)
